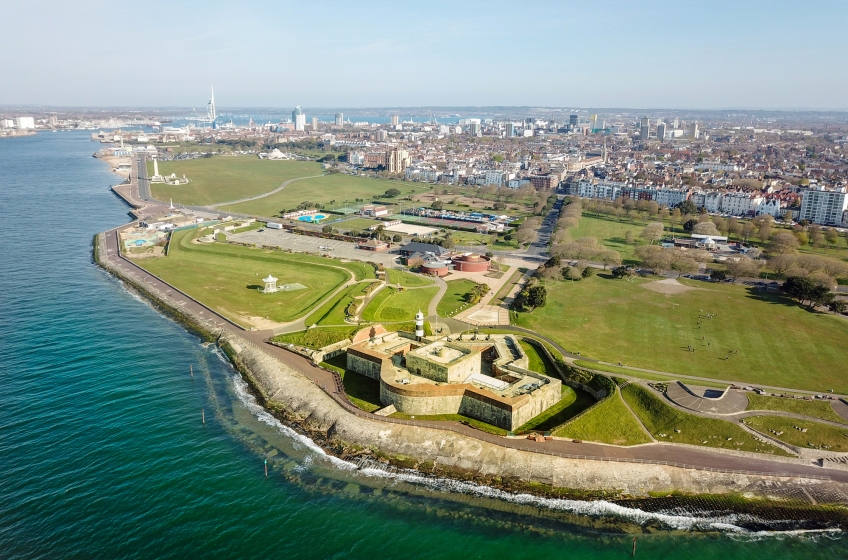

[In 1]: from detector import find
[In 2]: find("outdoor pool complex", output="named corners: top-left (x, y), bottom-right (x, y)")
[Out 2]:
top-left (298, 214), bottom-right (326, 222)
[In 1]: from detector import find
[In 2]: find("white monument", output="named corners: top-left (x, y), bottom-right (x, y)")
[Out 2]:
top-left (262, 274), bottom-right (278, 294)
top-left (150, 157), bottom-right (164, 183)
top-left (415, 310), bottom-right (424, 338)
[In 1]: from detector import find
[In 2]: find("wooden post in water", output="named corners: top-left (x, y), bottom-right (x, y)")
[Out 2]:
top-left (190, 365), bottom-right (193, 379)
top-left (631, 537), bottom-right (637, 557)
top-left (264, 459), bottom-right (268, 477)
top-left (202, 409), bottom-right (205, 425)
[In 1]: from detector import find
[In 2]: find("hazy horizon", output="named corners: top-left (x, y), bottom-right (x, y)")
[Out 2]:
top-left (2, 0), bottom-right (847, 110)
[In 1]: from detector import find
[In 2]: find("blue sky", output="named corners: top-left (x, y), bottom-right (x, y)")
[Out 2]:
top-left (1, 0), bottom-right (846, 109)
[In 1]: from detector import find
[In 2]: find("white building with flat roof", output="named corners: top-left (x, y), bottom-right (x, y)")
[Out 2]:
top-left (15, 116), bottom-right (35, 129)
top-left (800, 186), bottom-right (848, 226)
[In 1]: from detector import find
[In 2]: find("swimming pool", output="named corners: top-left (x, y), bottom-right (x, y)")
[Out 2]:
top-left (297, 214), bottom-right (326, 222)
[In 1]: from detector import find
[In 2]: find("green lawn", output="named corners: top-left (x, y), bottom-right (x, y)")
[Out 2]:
top-left (744, 416), bottom-right (848, 452)
top-left (516, 275), bottom-right (848, 393)
top-left (621, 383), bottom-right (788, 455)
top-left (334, 217), bottom-right (383, 232)
top-left (360, 286), bottom-right (439, 322)
top-left (386, 269), bottom-right (434, 287)
top-left (274, 327), bottom-right (358, 349)
top-left (222, 174), bottom-right (420, 216)
top-left (138, 229), bottom-right (351, 326)
top-left (568, 213), bottom-right (648, 263)
top-left (322, 355), bottom-right (383, 412)
top-left (304, 283), bottom-right (360, 326)
top-left (149, 157), bottom-right (322, 206)
top-left (515, 386), bottom-right (595, 434)
top-left (745, 393), bottom-right (848, 424)
top-left (554, 392), bottom-right (653, 445)
top-left (436, 279), bottom-right (480, 317)
top-left (492, 268), bottom-right (523, 305)
top-left (572, 361), bottom-right (731, 388)
top-left (519, 340), bottom-right (556, 376)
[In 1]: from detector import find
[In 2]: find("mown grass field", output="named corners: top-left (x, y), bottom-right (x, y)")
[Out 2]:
top-left (139, 229), bottom-right (352, 325)
top-left (304, 282), bottom-right (370, 326)
top-left (436, 279), bottom-right (479, 317)
top-left (386, 269), bottom-right (434, 288)
top-left (360, 286), bottom-right (438, 322)
top-left (745, 393), bottom-right (848, 424)
top-left (554, 392), bottom-right (652, 445)
top-left (620, 383), bottom-right (788, 455)
top-left (222, 174), bottom-right (420, 216)
top-left (149, 157), bottom-right (322, 206)
top-left (515, 386), bottom-right (595, 434)
top-left (516, 274), bottom-right (848, 393)
top-left (567, 213), bottom-right (645, 263)
top-left (745, 416), bottom-right (848, 452)
top-left (274, 327), bottom-right (358, 349)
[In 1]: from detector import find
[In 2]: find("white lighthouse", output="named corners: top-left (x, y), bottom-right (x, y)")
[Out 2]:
top-left (415, 310), bottom-right (424, 339)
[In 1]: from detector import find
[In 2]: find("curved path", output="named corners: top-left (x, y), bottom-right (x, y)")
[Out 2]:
top-left (100, 158), bottom-right (848, 484)
top-left (208, 173), bottom-right (325, 209)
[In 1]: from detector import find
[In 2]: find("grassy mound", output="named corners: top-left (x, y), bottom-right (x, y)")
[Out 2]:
top-left (554, 392), bottom-right (652, 445)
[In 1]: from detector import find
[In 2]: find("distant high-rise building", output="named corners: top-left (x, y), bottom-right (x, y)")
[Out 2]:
top-left (15, 116), bottom-right (35, 129)
top-left (672, 117), bottom-right (679, 129)
top-left (569, 114), bottom-right (578, 127)
top-left (335, 112), bottom-right (344, 126)
top-left (688, 121), bottom-right (699, 139)
top-left (312, 117), bottom-right (318, 130)
top-left (391, 115), bottom-right (399, 126)
top-left (468, 122), bottom-right (481, 137)
top-left (639, 117), bottom-right (650, 141)
top-left (656, 121), bottom-right (666, 141)
top-left (292, 106), bottom-right (305, 131)
top-left (375, 130), bottom-right (388, 142)
top-left (386, 147), bottom-right (410, 174)
top-left (590, 114), bottom-right (598, 131)
top-left (505, 122), bottom-right (516, 137)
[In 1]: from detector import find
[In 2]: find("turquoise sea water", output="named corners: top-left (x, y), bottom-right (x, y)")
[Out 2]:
top-left (1, 132), bottom-right (847, 558)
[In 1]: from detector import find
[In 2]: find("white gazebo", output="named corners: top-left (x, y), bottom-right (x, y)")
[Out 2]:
top-left (262, 274), bottom-right (278, 294)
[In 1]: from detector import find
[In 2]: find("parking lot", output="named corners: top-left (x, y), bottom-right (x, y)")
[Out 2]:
top-left (230, 228), bottom-right (401, 267)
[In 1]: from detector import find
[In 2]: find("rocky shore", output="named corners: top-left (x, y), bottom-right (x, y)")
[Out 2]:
top-left (94, 230), bottom-right (848, 514)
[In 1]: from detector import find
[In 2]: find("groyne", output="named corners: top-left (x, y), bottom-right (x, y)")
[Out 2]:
top-left (94, 231), bottom-right (848, 505)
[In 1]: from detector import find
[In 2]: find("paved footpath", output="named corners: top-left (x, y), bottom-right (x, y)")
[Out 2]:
top-left (100, 161), bottom-right (848, 483)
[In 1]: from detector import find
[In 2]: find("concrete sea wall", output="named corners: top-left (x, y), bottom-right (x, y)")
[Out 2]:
top-left (95, 235), bottom-right (835, 499)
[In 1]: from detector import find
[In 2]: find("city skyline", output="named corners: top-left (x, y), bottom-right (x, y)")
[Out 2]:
top-left (2, 0), bottom-right (847, 110)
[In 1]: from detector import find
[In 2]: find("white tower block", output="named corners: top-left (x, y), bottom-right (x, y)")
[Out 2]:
top-left (415, 310), bottom-right (424, 338)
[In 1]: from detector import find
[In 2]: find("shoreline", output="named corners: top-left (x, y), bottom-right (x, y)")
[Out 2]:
top-left (91, 157), bottom-right (848, 526)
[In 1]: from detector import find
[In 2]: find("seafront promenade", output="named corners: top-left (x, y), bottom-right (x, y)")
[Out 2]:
top-left (94, 157), bottom-right (848, 490)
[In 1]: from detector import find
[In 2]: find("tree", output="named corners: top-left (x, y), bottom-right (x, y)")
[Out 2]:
top-left (783, 210), bottom-right (794, 223)
top-left (524, 285), bottom-right (547, 309)
top-left (384, 188), bottom-right (401, 197)
top-left (641, 222), bottom-right (665, 244)
top-left (678, 200), bottom-right (697, 215)
top-left (682, 219), bottom-right (698, 233)
top-left (625, 230), bottom-right (634, 245)
top-left (611, 266), bottom-right (633, 279)
top-left (830, 300), bottom-right (847, 315)
top-left (671, 256), bottom-right (698, 277)
top-left (769, 232), bottom-right (800, 255)
top-left (670, 208), bottom-right (682, 233)
top-left (545, 255), bottom-right (562, 268)
top-left (392, 234), bottom-right (402, 242)
top-left (692, 222), bottom-right (720, 236)
top-left (322, 225), bottom-right (333, 233)
top-left (598, 250), bottom-right (622, 269)
top-left (725, 257), bottom-right (761, 282)
top-left (710, 269), bottom-right (727, 281)
top-left (825, 227), bottom-right (839, 249)
top-left (740, 223), bottom-right (755, 242)
top-left (768, 254), bottom-right (796, 277)
top-left (581, 266), bottom-right (596, 279)
top-left (758, 222), bottom-right (772, 243)
top-left (431, 200), bottom-right (444, 210)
